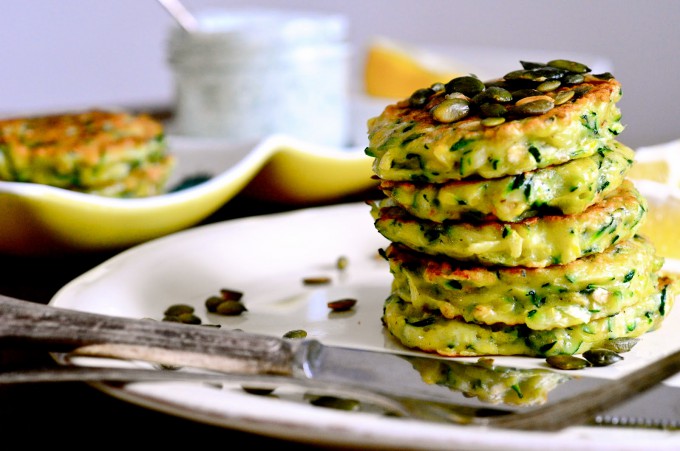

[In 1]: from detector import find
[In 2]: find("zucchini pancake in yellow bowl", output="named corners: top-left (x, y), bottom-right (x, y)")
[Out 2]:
top-left (0, 110), bottom-right (174, 197)
top-left (365, 59), bottom-right (678, 358)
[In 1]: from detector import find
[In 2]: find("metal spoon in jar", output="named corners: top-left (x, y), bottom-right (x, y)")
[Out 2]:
top-left (156, 0), bottom-right (199, 32)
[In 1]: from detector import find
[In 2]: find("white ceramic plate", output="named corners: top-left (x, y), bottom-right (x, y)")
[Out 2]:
top-left (50, 202), bottom-right (680, 450)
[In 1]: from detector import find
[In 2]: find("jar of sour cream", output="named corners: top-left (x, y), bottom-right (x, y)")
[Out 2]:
top-left (167, 9), bottom-right (351, 148)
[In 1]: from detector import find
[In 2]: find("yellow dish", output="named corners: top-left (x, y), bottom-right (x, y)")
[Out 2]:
top-left (0, 134), bottom-right (375, 255)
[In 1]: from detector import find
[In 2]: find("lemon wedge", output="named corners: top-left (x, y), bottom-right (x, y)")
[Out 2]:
top-left (628, 140), bottom-right (680, 187)
top-left (629, 140), bottom-right (680, 262)
top-left (363, 37), bottom-right (478, 99)
top-left (635, 180), bottom-right (680, 263)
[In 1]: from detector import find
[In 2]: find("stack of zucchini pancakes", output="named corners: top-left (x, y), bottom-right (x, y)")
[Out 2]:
top-left (366, 59), bottom-right (678, 357)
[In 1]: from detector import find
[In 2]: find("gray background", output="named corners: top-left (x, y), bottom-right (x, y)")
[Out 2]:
top-left (1, 0), bottom-right (678, 149)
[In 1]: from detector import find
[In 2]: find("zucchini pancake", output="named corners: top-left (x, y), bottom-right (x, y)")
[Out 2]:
top-left (366, 59), bottom-right (677, 357)
top-left (0, 110), bottom-right (174, 197)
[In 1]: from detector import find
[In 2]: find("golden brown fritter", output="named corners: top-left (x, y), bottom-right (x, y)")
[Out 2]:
top-left (379, 140), bottom-right (634, 223)
top-left (382, 275), bottom-right (676, 357)
top-left (385, 235), bottom-right (662, 330)
top-left (0, 110), bottom-right (174, 197)
top-left (371, 180), bottom-right (647, 267)
top-left (366, 76), bottom-right (623, 183)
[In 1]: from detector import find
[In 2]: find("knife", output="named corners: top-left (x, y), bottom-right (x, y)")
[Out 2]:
top-left (1, 294), bottom-right (679, 430)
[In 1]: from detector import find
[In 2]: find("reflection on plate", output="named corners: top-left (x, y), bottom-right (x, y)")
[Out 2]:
top-left (406, 356), bottom-right (570, 407)
top-left (49, 202), bottom-right (680, 450)
top-left (0, 134), bottom-right (375, 255)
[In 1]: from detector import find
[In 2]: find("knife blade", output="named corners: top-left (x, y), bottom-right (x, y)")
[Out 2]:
top-left (2, 294), bottom-right (679, 430)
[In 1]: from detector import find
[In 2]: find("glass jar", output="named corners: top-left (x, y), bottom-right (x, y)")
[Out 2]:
top-left (167, 9), bottom-right (351, 148)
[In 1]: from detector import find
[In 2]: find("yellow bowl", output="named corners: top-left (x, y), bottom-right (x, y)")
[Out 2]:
top-left (0, 134), bottom-right (375, 256)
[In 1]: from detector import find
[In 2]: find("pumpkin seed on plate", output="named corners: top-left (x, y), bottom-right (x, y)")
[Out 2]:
top-left (583, 349), bottom-right (624, 366)
top-left (220, 288), bottom-right (244, 301)
top-left (328, 298), bottom-right (357, 312)
top-left (164, 304), bottom-right (194, 317)
top-left (283, 329), bottom-right (308, 339)
top-left (215, 300), bottom-right (248, 316)
top-left (336, 255), bottom-right (349, 270)
top-left (309, 395), bottom-right (361, 411)
top-left (600, 337), bottom-right (640, 353)
top-left (303, 276), bottom-right (332, 285)
top-left (546, 355), bottom-right (591, 370)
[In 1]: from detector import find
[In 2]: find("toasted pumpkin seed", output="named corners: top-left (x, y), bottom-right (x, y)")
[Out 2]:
top-left (537, 80), bottom-right (561, 92)
top-left (328, 298), bottom-right (357, 312)
top-left (583, 349), bottom-right (624, 366)
top-left (409, 88), bottom-right (434, 108)
top-left (601, 337), bottom-right (639, 353)
top-left (513, 97), bottom-right (554, 115)
top-left (242, 386), bottom-right (275, 395)
top-left (479, 103), bottom-right (507, 118)
top-left (216, 300), bottom-right (248, 316)
top-left (572, 85), bottom-right (593, 100)
top-left (176, 312), bottom-right (202, 324)
top-left (336, 255), bottom-right (349, 270)
top-left (546, 355), bottom-right (591, 370)
top-left (505, 66), bottom-right (565, 82)
top-left (164, 304), bottom-right (194, 317)
top-left (430, 82), bottom-right (445, 92)
top-left (283, 329), bottom-right (308, 339)
top-left (445, 76), bottom-right (485, 97)
top-left (563, 73), bottom-right (585, 85)
top-left (547, 59), bottom-right (591, 74)
top-left (481, 117), bottom-right (505, 127)
top-left (431, 98), bottom-right (470, 123)
top-left (519, 61), bottom-right (546, 70)
top-left (511, 88), bottom-right (543, 101)
top-left (303, 276), bottom-right (332, 285)
top-left (445, 92), bottom-right (469, 101)
top-left (593, 72), bottom-right (615, 80)
top-left (553, 89), bottom-right (575, 105)
top-left (205, 295), bottom-right (225, 313)
top-left (309, 395), bottom-right (360, 411)
top-left (515, 95), bottom-right (554, 106)
top-left (473, 86), bottom-right (512, 104)
top-left (220, 288), bottom-right (244, 301)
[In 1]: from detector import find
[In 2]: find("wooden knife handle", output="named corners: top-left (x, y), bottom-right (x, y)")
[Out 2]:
top-left (0, 294), bottom-right (297, 375)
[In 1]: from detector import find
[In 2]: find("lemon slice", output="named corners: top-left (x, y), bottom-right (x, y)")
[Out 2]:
top-left (363, 37), bottom-right (478, 99)
top-left (628, 139), bottom-right (680, 188)
top-left (629, 140), bottom-right (680, 262)
top-left (635, 180), bottom-right (680, 263)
